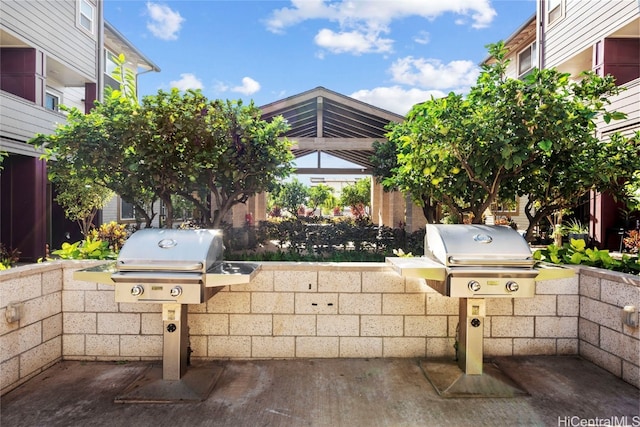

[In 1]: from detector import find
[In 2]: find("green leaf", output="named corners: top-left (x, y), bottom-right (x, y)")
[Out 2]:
top-left (537, 140), bottom-right (552, 153)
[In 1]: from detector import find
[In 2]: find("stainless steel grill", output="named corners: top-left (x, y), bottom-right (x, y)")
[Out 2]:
top-left (388, 224), bottom-right (572, 396)
top-left (424, 224), bottom-right (537, 298)
top-left (112, 228), bottom-right (224, 304)
top-left (74, 228), bottom-right (260, 402)
top-left (423, 224), bottom-right (536, 378)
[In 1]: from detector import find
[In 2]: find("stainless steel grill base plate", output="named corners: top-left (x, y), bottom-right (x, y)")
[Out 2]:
top-left (420, 359), bottom-right (527, 398)
top-left (114, 363), bottom-right (225, 403)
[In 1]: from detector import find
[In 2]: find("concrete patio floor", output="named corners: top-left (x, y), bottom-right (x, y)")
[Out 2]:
top-left (1, 356), bottom-right (639, 427)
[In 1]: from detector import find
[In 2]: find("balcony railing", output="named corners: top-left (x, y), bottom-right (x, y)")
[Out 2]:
top-left (0, 90), bottom-right (65, 156)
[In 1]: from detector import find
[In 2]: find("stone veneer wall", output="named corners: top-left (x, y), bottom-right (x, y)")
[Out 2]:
top-left (0, 262), bottom-right (65, 394)
top-left (577, 266), bottom-right (640, 387)
top-left (1, 261), bottom-right (638, 395)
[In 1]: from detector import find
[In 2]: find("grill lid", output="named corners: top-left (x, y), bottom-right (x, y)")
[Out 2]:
top-left (425, 224), bottom-right (533, 268)
top-left (116, 229), bottom-right (224, 274)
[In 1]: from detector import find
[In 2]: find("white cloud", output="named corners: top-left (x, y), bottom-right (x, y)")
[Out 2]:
top-left (146, 2), bottom-right (184, 41)
top-left (265, 0), bottom-right (497, 53)
top-left (213, 81), bottom-right (229, 93)
top-left (265, 0), bottom-right (333, 34)
top-left (413, 30), bottom-right (430, 45)
top-left (350, 86), bottom-right (446, 116)
top-left (231, 77), bottom-right (261, 96)
top-left (389, 56), bottom-right (480, 90)
top-left (314, 29), bottom-right (393, 55)
top-left (170, 73), bottom-right (203, 91)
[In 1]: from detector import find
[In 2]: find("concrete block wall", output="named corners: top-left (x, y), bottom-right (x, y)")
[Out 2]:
top-left (187, 266), bottom-right (582, 361)
top-left (2, 260), bottom-right (639, 395)
top-left (55, 263), bottom-right (583, 362)
top-left (577, 267), bottom-right (640, 388)
top-left (61, 262), bottom-right (163, 362)
top-left (0, 263), bottom-right (64, 395)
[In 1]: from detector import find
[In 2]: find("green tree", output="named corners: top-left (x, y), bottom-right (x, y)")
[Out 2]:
top-left (341, 177), bottom-right (371, 217)
top-left (271, 178), bottom-right (309, 215)
top-left (52, 171), bottom-right (114, 237)
top-left (371, 139), bottom-right (438, 223)
top-left (32, 86), bottom-right (294, 229)
top-left (32, 54), bottom-right (159, 229)
top-left (189, 98), bottom-right (294, 227)
top-left (521, 131), bottom-right (640, 241)
top-left (0, 150), bottom-right (7, 170)
top-left (308, 184), bottom-right (334, 212)
top-left (382, 42), bottom-right (639, 237)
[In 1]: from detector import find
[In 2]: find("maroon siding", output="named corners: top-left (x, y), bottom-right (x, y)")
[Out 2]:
top-left (0, 48), bottom-right (38, 101)
top-left (84, 82), bottom-right (97, 114)
top-left (0, 155), bottom-right (48, 262)
top-left (594, 38), bottom-right (640, 86)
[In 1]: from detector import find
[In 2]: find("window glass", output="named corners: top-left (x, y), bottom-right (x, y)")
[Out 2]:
top-left (105, 50), bottom-right (118, 77)
top-left (79, 0), bottom-right (94, 33)
top-left (518, 43), bottom-right (536, 77)
top-left (491, 198), bottom-right (518, 214)
top-left (548, 0), bottom-right (562, 23)
top-left (120, 200), bottom-right (135, 220)
top-left (45, 92), bottom-right (59, 111)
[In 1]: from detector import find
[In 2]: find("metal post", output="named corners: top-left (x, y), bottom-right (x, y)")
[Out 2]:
top-left (458, 298), bottom-right (486, 375)
top-left (162, 303), bottom-right (188, 380)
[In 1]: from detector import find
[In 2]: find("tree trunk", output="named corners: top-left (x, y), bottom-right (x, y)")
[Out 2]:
top-left (420, 195), bottom-right (437, 223)
top-left (161, 195), bottom-right (173, 228)
top-left (554, 211), bottom-right (564, 247)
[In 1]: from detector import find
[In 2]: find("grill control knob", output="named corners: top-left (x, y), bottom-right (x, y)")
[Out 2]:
top-left (170, 286), bottom-right (182, 297)
top-left (468, 280), bottom-right (481, 292)
top-left (506, 281), bottom-right (519, 292)
top-left (131, 285), bottom-right (144, 297)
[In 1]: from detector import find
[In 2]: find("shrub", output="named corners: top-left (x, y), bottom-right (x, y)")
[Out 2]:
top-left (533, 238), bottom-right (639, 275)
top-left (51, 238), bottom-right (116, 260)
top-left (88, 221), bottom-right (128, 252)
top-left (227, 217), bottom-right (425, 261)
top-left (623, 230), bottom-right (640, 254)
top-left (0, 243), bottom-right (20, 269)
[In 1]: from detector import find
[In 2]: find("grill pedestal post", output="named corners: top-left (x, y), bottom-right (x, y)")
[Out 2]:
top-left (113, 302), bottom-right (224, 403)
top-left (420, 296), bottom-right (527, 397)
top-left (162, 303), bottom-right (188, 380)
top-left (458, 298), bottom-right (485, 375)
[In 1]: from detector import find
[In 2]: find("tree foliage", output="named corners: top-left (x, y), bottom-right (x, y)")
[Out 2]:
top-left (53, 173), bottom-right (114, 237)
top-left (270, 178), bottom-right (309, 215)
top-left (340, 177), bottom-right (371, 217)
top-left (308, 184), bottom-right (334, 210)
top-left (31, 69), bottom-right (294, 229)
top-left (378, 42), bottom-right (640, 239)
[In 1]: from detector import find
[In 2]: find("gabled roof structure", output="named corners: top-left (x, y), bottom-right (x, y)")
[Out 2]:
top-left (259, 87), bottom-right (405, 174)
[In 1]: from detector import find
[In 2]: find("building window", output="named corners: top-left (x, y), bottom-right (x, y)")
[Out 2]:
top-left (104, 50), bottom-right (120, 89)
top-left (547, 0), bottom-right (563, 25)
top-left (120, 199), bottom-right (135, 221)
top-left (491, 198), bottom-right (519, 215)
top-left (78, 0), bottom-right (95, 34)
top-left (45, 91), bottom-right (60, 111)
top-left (518, 42), bottom-right (537, 78)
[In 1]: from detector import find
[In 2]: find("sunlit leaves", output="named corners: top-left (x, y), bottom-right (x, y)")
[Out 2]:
top-left (375, 41), bottom-right (638, 232)
top-left (29, 77), bottom-right (294, 229)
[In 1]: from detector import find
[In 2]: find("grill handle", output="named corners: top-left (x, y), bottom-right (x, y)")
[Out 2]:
top-left (117, 262), bottom-right (204, 272)
top-left (447, 257), bottom-right (534, 267)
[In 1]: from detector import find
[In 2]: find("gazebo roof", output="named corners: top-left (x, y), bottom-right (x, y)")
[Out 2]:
top-left (259, 87), bottom-right (405, 174)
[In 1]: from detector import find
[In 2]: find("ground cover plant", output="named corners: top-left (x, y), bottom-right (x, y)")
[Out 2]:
top-left (534, 238), bottom-right (640, 276)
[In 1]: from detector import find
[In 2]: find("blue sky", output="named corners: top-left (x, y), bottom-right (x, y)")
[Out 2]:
top-left (105, 0), bottom-right (536, 116)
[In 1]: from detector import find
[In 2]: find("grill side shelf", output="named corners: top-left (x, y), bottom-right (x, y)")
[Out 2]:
top-left (385, 257), bottom-right (447, 281)
top-left (73, 262), bottom-right (117, 285)
top-left (205, 262), bottom-right (261, 287)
